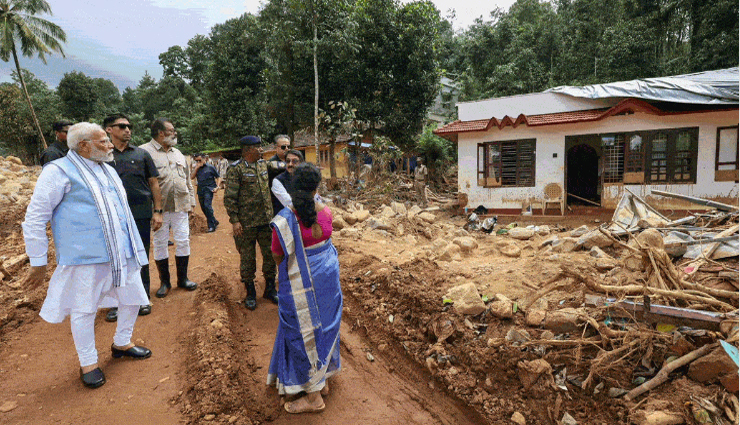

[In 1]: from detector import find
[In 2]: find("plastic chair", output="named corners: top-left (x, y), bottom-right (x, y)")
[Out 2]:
top-left (543, 183), bottom-right (565, 215)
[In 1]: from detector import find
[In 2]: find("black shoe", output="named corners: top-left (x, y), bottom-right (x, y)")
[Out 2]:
top-left (111, 345), bottom-right (152, 359)
top-left (105, 308), bottom-right (118, 322)
top-left (155, 285), bottom-right (169, 298)
top-left (214, 221), bottom-right (219, 228)
top-left (175, 256), bottom-right (197, 291)
top-left (207, 227), bottom-right (215, 233)
top-left (244, 297), bottom-right (257, 310)
top-left (138, 305), bottom-right (151, 316)
top-left (80, 367), bottom-right (106, 389)
top-left (263, 290), bottom-right (278, 305)
top-left (168, 240), bottom-right (174, 246)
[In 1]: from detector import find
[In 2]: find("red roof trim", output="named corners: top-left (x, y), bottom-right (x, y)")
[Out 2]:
top-left (433, 98), bottom-right (737, 136)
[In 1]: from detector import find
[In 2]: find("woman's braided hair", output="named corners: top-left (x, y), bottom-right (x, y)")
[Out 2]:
top-left (289, 163), bottom-right (322, 227)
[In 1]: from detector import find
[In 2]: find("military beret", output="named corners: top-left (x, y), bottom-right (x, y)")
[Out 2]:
top-left (239, 135), bottom-right (261, 146)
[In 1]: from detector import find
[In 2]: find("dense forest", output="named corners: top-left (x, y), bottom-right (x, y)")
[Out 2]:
top-left (1, 0), bottom-right (737, 163)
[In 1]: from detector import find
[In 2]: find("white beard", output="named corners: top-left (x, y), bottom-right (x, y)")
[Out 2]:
top-left (91, 146), bottom-right (114, 163)
top-left (164, 135), bottom-right (178, 147)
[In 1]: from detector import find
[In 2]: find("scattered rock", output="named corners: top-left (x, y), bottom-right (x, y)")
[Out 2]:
top-left (535, 225), bottom-right (551, 236)
top-left (550, 237), bottom-right (578, 253)
top-left (539, 235), bottom-right (558, 249)
top-left (577, 230), bottom-right (613, 249)
top-left (445, 283), bottom-right (486, 316)
top-left (561, 412), bottom-right (578, 425)
top-left (379, 206), bottom-right (395, 219)
top-left (407, 205), bottom-right (422, 219)
top-left (511, 411), bottom-right (526, 425)
top-left (366, 217), bottom-right (391, 231)
top-left (517, 358), bottom-right (553, 390)
top-left (525, 310), bottom-right (546, 327)
top-left (688, 346), bottom-right (738, 389)
top-left (594, 259), bottom-right (618, 271)
top-left (499, 242), bottom-right (522, 258)
top-left (489, 295), bottom-right (515, 319)
top-left (417, 212), bottom-right (436, 223)
top-left (640, 411), bottom-right (685, 425)
top-left (203, 414), bottom-right (215, 421)
top-left (608, 387), bottom-right (627, 398)
top-left (509, 227), bottom-right (535, 240)
top-left (437, 244), bottom-right (461, 262)
top-left (541, 308), bottom-right (586, 333)
top-left (589, 246), bottom-right (611, 258)
top-left (452, 236), bottom-right (478, 253)
top-left (506, 328), bottom-right (531, 343)
top-left (344, 213), bottom-right (358, 225)
top-left (332, 216), bottom-right (349, 230)
top-left (540, 330), bottom-right (555, 340)
top-left (355, 209), bottom-right (371, 223)
top-left (570, 225), bottom-right (589, 237)
top-left (391, 201), bottom-right (407, 216)
top-left (366, 352), bottom-right (375, 362)
top-left (339, 228), bottom-right (360, 239)
top-left (5, 156), bottom-right (22, 165)
top-left (636, 228), bottom-right (664, 250)
top-left (0, 400), bottom-right (18, 413)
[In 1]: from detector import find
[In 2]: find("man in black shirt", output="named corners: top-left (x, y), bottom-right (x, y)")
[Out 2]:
top-left (190, 153), bottom-right (221, 232)
top-left (103, 113), bottom-right (164, 321)
top-left (40, 120), bottom-right (73, 165)
top-left (268, 134), bottom-right (291, 216)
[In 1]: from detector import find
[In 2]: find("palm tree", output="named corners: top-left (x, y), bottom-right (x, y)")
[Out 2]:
top-left (0, 0), bottom-right (66, 150)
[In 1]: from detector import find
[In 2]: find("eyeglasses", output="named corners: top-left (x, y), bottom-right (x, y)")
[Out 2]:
top-left (279, 145), bottom-right (290, 150)
top-left (286, 159), bottom-right (300, 164)
top-left (112, 123), bottom-right (132, 130)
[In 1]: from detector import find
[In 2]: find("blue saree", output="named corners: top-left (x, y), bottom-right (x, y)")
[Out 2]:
top-left (267, 208), bottom-right (342, 395)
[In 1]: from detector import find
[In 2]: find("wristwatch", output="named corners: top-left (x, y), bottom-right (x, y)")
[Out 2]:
top-left (153, 209), bottom-right (164, 214)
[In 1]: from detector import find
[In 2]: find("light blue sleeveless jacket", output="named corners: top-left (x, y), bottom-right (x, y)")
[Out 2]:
top-left (49, 157), bottom-right (144, 266)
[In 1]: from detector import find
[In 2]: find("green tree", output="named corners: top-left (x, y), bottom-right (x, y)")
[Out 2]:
top-left (57, 71), bottom-right (96, 121)
top-left (318, 100), bottom-right (358, 179)
top-left (159, 45), bottom-right (188, 80)
top-left (0, 0), bottom-right (66, 149)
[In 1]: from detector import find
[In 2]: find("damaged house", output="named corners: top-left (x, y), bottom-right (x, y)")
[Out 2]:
top-left (435, 68), bottom-right (739, 213)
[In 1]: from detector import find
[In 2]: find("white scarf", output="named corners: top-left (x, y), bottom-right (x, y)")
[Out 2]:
top-left (67, 150), bottom-right (142, 287)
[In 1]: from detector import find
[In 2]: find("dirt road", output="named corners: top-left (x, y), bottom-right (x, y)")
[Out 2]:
top-left (0, 191), bottom-right (485, 425)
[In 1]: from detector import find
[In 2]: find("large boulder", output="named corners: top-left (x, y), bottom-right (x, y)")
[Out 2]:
top-left (332, 216), bottom-right (349, 230)
top-left (445, 283), bottom-right (486, 316)
top-left (509, 227), bottom-right (535, 240)
top-left (688, 346), bottom-right (738, 391)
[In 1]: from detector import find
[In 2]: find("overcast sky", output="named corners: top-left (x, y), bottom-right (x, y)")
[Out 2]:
top-left (0, 0), bottom-right (517, 90)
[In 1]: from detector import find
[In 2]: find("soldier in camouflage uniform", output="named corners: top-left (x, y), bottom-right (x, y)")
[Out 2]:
top-left (223, 136), bottom-right (285, 310)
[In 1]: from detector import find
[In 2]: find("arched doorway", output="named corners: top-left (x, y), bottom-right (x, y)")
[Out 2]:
top-left (566, 144), bottom-right (600, 205)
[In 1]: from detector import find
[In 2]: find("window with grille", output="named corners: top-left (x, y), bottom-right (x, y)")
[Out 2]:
top-left (716, 126), bottom-right (739, 182)
top-left (477, 139), bottom-right (535, 187)
top-left (599, 127), bottom-right (698, 184)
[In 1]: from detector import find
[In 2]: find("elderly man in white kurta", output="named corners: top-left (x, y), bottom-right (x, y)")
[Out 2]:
top-left (23, 122), bottom-right (152, 389)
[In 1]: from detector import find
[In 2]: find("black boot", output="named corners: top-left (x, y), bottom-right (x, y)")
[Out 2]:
top-left (175, 256), bottom-right (197, 291)
top-left (263, 279), bottom-right (278, 304)
top-left (155, 259), bottom-right (171, 298)
top-left (244, 282), bottom-right (257, 310)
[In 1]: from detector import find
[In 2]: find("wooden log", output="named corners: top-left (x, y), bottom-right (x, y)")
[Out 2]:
top-left (624, 343), bottom-right (718, 401)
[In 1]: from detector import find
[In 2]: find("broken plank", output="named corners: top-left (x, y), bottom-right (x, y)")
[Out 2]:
top-left (584, 294), bottom-right (726, 331)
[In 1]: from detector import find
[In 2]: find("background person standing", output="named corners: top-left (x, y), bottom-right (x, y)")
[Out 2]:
top-left (103, 113), bottom-right (164, 321)
top-left (223, 136), bottom-right (283, 310)
top-left (140, 118), bottom-right (197, 298)
top-left (40, 120), bottom-right (73, 166)
top-left (190, 153), bottom-right (221, 232)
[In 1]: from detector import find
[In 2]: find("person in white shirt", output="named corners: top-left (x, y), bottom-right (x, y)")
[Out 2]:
top-left (23, 122), bottom-right (152, 389)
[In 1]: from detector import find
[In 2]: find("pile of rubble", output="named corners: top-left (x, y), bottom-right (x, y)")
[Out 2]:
top-left (434, 190), bottom-right (739, 424)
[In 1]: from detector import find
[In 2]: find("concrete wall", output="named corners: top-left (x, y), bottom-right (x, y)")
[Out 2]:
top-left (458, 109), bottom-right (739, 211)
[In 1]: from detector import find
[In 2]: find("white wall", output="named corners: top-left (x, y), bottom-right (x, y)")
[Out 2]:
top-left (458, 109), bottom-right (739, 210)
top-left (457, 92), bottom-right (615, 121)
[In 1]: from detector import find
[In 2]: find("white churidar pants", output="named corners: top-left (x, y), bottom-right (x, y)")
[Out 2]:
top-left (70, 304), bottom-right (139, 367)
top-left (153, 211), bottom-right (190, 260)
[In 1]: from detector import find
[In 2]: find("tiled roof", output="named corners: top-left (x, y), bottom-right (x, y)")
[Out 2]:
top-left (433, 98), bottom-right (726, 137)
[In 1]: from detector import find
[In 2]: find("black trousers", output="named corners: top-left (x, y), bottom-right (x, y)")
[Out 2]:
top-left (134, 217), bottom-right (151, 298)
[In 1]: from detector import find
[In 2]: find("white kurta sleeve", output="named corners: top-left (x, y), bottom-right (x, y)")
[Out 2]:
top-left (22, 165), bottom-right (70, 266)
top-left (271, 178), bottom-right (293, 210)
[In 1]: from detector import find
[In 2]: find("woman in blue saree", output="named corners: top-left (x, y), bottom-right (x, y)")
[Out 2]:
top-left (267, 163), bottom-right (342, 414)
